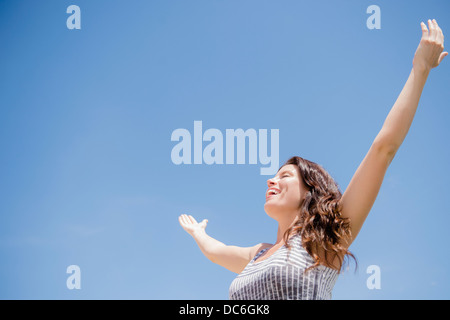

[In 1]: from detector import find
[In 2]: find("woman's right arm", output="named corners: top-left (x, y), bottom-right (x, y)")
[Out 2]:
top-left (179, 214), bottom-right (270, 274)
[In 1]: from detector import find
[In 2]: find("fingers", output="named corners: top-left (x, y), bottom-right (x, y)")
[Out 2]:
top-left (179, 214), bottom-right (188, 226)
top-left (432, 19), bottom-right (444, 44)
top-left (435, 20), bottom-right (444, 45)
top-left (421, 21), bottom-right (428, 40)
top-left (428, 19), bottom-right (437, 41)
top-left (180, 214), bottom-right (191, 225)
top-left (423, 19), bottom-right (445, 45)
top-left (421, 21), bottom-right (428, 39)
top-left (178, 214), bottom-right (200, 225)
top-left (187, 215), bottom-right (198, 224)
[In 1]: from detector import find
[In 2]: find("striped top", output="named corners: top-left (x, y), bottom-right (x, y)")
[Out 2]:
top-left (228, 233), bottom-right (339, 300)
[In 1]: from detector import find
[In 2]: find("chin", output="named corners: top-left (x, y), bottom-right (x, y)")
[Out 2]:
top-left (264, 200), bottom-right (301, 220)
top-left (264, 201), bottom-right (282, 219)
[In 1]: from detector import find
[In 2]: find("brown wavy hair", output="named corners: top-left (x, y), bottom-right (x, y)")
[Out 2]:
top-left (281, 156), bottom-right (356, 273)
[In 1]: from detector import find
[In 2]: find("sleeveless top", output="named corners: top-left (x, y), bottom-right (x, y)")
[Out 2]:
top-left (228, 233), bottom-right (339, 300)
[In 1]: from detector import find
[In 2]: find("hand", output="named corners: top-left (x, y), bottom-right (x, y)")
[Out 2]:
top-left (178, 214), bottom-right (208, 237)
top-left (413, 19), bottom-right (448, 72)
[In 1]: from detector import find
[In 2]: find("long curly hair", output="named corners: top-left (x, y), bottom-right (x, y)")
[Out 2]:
top-left (281, 156), bottom-right (356, 273)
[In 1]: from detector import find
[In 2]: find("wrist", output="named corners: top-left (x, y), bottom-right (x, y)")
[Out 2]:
top-left (412, 62), bottom-right (431, 76)
top-left (191, 228), bottom-right (207, 239)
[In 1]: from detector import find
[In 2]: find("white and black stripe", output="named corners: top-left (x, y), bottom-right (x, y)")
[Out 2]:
top-left (229, 233), bottom-right (339, 300)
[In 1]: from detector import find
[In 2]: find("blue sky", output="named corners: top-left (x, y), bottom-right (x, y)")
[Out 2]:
top-left (0, 0), bottom-right (449, 299)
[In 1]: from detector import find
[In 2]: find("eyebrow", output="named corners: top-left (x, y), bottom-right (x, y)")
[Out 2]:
top-left (277, 169), bottom-right (293, 176)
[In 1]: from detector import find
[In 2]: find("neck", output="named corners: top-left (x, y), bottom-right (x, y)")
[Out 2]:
top-left (275, 214), bottom-right (299, 244)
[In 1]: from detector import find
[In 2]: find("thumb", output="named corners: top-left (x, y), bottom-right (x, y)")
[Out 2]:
top-left (200, 219), bottom-right (208, 228)
top-left (438, 51), bottom-right (448, 65)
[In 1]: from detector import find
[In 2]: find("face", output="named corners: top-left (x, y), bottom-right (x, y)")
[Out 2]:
top-left (264, 164), bottom-right (308, 220)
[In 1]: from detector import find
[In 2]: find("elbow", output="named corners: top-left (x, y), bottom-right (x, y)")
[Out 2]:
top-left (372, 138), bottom-right (398, 164)
top-left (208, 254), bottom-right (218, 264)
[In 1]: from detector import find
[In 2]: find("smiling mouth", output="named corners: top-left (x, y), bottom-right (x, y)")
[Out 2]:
top-left (266, 189), bottom-right (280, 199)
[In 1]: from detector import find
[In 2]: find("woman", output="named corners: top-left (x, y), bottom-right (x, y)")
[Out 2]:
top-left (179, 20), bottom-right (447, 300)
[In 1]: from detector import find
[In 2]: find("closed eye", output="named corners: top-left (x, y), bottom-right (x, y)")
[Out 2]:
top-left (276, 170), bottom-right (293, 179)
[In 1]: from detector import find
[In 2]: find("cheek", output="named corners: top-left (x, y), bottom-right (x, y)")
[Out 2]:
top-left (285, 186), bottom-right (302, 203)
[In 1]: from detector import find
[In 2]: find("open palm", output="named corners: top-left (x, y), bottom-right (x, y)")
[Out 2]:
top-left (179, 214), bottom-right (208, 236)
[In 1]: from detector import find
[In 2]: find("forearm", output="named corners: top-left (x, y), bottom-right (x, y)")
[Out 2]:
top-left (375, 66), bottom-right (430, 153)
top-left (191, 230), bottom-right (227, 263)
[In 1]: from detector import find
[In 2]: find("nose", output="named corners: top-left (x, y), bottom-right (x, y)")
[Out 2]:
top-left (267, 177), bottom-right (278, 187)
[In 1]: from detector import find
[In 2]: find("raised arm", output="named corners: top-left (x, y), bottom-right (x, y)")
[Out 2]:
top-left (339, 19), bottom-right (447, 246)
top-left (178, 214), bottom-right (270, 274)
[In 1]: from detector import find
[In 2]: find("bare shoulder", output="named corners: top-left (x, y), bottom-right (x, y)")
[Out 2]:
top-left (248, 242), bottom-right (273, 260)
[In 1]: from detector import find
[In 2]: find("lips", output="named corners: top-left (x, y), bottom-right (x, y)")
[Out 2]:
top-left (266, 187), bottom-right (281, 199)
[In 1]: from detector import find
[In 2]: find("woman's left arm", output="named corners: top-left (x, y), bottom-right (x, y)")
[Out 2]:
top-left (339, 19), bottom-right (447, 246)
